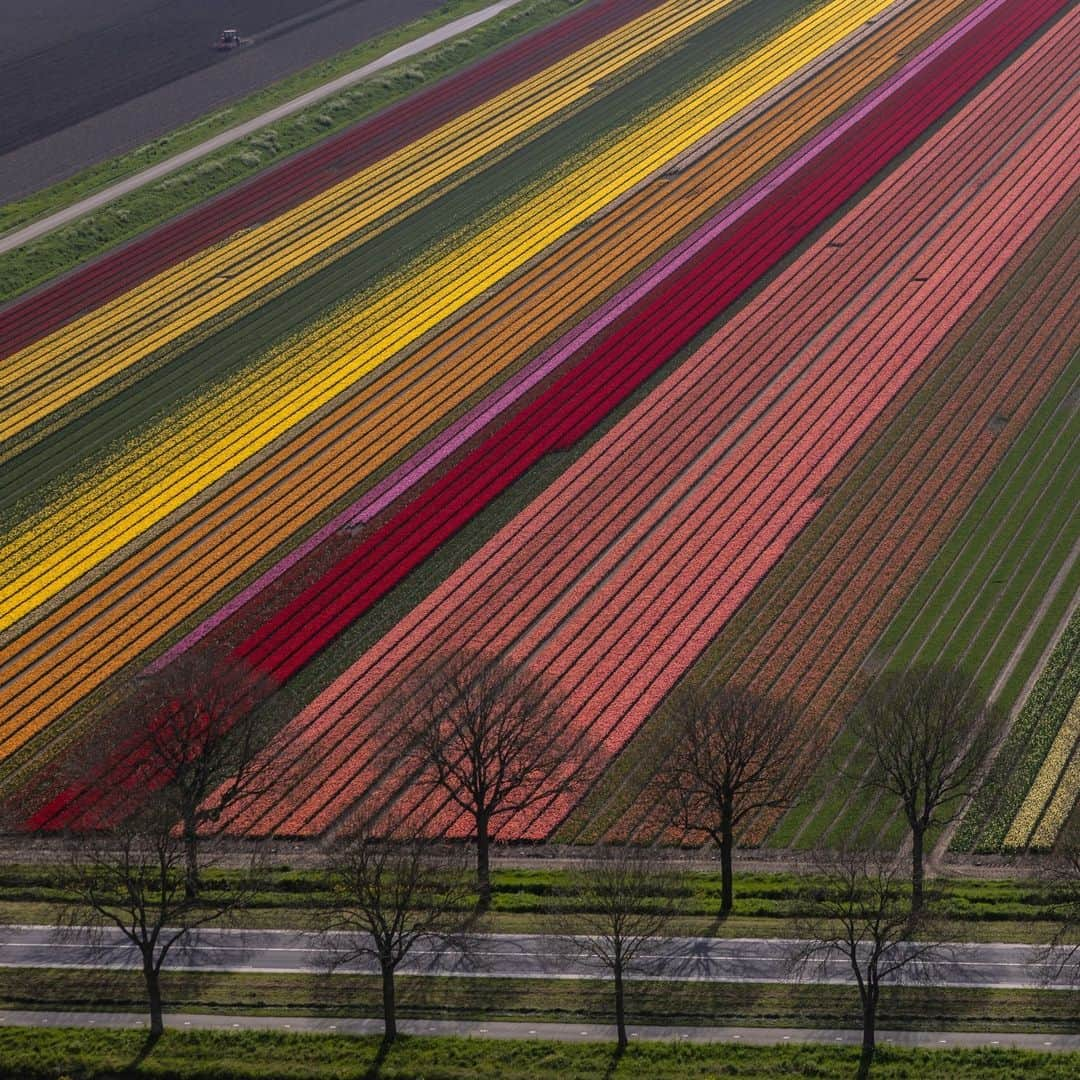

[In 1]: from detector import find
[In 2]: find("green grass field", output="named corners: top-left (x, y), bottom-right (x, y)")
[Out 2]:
top-left (3, 1028), bottom-right (1080, 1080)
top-left (0, 864), bottom-right (1069, 943)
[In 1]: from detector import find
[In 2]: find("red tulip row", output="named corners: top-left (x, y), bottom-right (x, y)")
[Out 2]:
top-left (0, 0), bottom-right (656, 360)
top-left (213, 0), bottom-right (1074, 841)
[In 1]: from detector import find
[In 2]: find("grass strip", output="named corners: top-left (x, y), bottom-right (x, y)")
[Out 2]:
top-left (1, 1028), bottom-right (1078, 1079)
top-left (0, 0), bottom-right (582, 303)
top-left (0, 866), bottom-right (1070, 939)
top-left (1, 970), bottom-right (1076, 1035)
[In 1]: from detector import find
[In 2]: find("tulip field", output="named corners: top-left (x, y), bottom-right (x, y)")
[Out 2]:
top-left (3, 0), bottom-right (1078, 855)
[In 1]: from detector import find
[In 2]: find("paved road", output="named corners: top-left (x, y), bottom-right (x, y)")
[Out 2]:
top-left (0, 927), bottom-right (1072, 989)
top-left (0, 0), bottom-right (526, 251)
top-left (1, 1008), bottom-right (1078, 1051)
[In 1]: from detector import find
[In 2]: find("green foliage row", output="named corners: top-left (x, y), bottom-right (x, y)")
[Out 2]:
top-left (953, 606), bottom-right (1080, 852)
top-left (1, 1028), bottom-right (1078, 1080)
top-left (0, 864), bottom-right (1070, 922)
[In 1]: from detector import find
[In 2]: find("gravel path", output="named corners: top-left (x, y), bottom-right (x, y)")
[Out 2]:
top-left (0, 1009), bottom-right (1077, 1051)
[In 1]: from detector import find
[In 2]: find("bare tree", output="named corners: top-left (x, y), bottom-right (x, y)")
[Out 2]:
top-left (49, 649), bottom-right (277, 898)
top-left (562, 846), bottom-right (684, 1049)
top-left (322, 817), bottom-right (474, 1042)
top-left (52, 791), bottom-right (257, 1040)
top-left (658, 682), bottom-right (804, 916)
top-left (1033, 822), bottom-right (1080, 986)
top-left (791, 848), bottom-right (947, 1079)
top-left (850, 664), bottom-right (999, 910)
top-left (395, 649), bottom-right (590, 910)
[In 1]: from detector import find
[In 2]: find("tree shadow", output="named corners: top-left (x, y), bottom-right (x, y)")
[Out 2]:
top-left (602, 1042), bottom-right (626, 1079)
top-left (125, 1029), bottom-right (162, 1071)
top-left (362, 1033), bottom-right (394, 1079)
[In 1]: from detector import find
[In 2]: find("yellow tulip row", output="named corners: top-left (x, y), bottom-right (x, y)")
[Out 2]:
top-left (1006, 690), bottom-right (1080, 849)
top-left (0, 0), bottom-right (736, 444)
top-left (0, 0), bottom-right (899, 634)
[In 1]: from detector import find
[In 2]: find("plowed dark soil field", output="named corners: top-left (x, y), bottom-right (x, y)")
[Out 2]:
top-left (0, 0), bottom-right (442, 181)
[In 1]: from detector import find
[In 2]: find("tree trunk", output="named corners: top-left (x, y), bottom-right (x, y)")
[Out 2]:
top-left (614, 962), bottom-right (627, 1049)
top-left (144, 959), bottom-right (164, 1039)
top-left (911, 824), bottom-right (925, 912)
top-left (476, 812), bottom-right (492, 911)
top-left (184, 827), bottom-right (199, 900)
top-left (380, 960), bottom-right (397, 1042)
top-left (720, 802), bottom-right (735, 916)
top-left (857, 992), bottom-right (877, 1080)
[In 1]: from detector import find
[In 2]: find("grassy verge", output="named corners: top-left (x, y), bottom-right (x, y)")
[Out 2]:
top-left (0, 0), bottom-right (581, 302)
top-left (2, 970), bottom-right (1075, 1034)
top-left (0, 866), bottom-right (1069, 941)
top-left (1, 1028), bottom-right (1077, 1079)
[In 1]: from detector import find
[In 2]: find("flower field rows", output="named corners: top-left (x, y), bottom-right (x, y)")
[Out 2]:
top-left (0, 0), bottom-right (908, 640)
top-left (0, 0), bottom-right (961, 764)
top-left (180, 0), bottom-right (1077, 840)
top-left (6, 0), bottom-right (1078, 851)
top-left (149, 0), bottom-right (965, 673)
top-left (0, 0), bottom-right (665, 362)
top-left (567, 165), bottom-right (1080, 850)
top-left (0, 0), bottom-right (709, 408)
top-left (24, 0), bottom-right (988, 831)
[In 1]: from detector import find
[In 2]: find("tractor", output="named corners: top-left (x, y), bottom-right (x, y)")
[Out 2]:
top-left (214, 28), bottom-right (252, 50)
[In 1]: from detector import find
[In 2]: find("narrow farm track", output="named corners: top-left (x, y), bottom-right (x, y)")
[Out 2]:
top-left (574, 174), bottom-right (1080, 851)
top-left (0, 0), bottom-right (915, 643)
top-left (0, 0), bottom-right (743, 446)
top-left (0, 0), bottom-right (664, 361)
top-left (0, 0), bottom-right (955, 764)
top-left (188, 0), bottom-right (1078, 842)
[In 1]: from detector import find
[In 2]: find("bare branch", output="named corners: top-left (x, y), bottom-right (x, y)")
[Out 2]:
top-left (657, 682), bottom-right (807, 914)
top-left (559, 846), bottom-right (685, 1049)
top-left (321, 814), bottom-right (474, 1041)
top-left (850, 664), bottom-right (1000, 909)
top-left (391, 648), bottom-right (594, 908)
top-left (790, 847), bottom-right (949, 1079)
